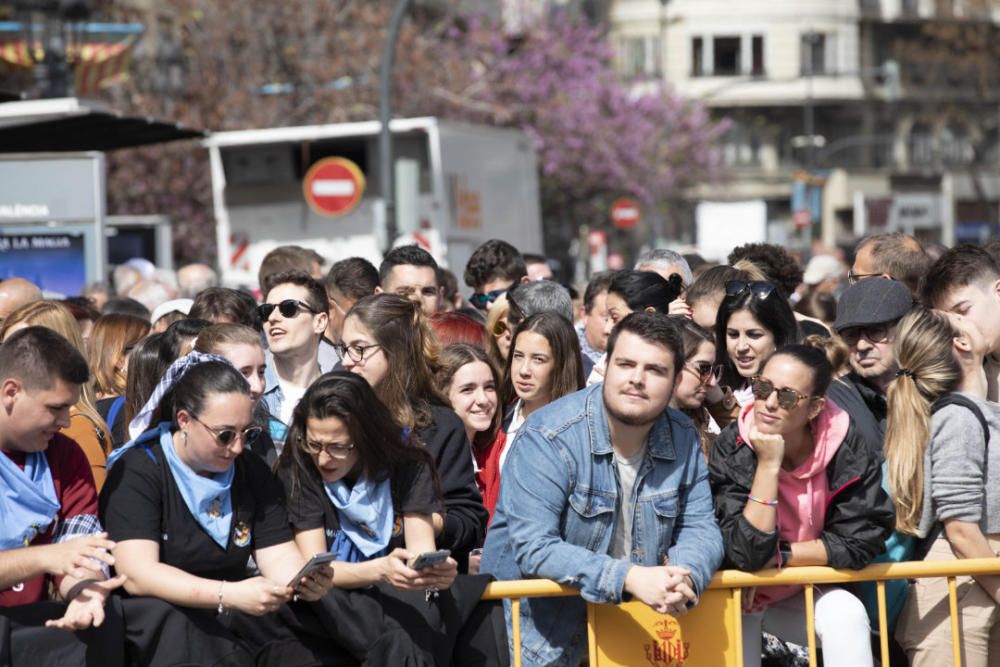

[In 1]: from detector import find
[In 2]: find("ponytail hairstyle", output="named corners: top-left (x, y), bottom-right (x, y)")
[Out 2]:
top-left (884, 308), bottom-right (962, 535)
top-left (608, 270), bottom-right (684, 314)
top-left (346, 293), bottom-right (445, 431)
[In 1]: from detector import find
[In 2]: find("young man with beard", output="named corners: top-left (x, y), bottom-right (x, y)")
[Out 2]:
top-left (922, 245), bottom-right (1000, 403)
top-left (828, 278), bottom-right (914, 458)
top-left (481, 312), bottom-right (723, 666)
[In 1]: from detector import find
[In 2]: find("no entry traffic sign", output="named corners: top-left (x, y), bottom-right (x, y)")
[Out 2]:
top-left (611, 197), bottom-right (641, 230)
top-left (303, 157), bottom-right (366, 217)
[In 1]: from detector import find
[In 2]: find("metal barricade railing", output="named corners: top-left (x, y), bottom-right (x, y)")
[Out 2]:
top-left (481, 557), bottom-right (1000, 667)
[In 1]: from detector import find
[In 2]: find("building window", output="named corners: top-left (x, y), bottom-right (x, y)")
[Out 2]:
top-left (800, 32), bottom-right (828, 75)
top-left (691, 37), bottom-right (704, 76)
top-left (751, 35), bottom-right (764, 76)
top-left (620, 36), bottom-right (662, 78)
top-left (713, 36), bottom-right (741, 76)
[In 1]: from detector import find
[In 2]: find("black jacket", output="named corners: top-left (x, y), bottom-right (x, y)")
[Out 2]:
top-left (826, 373), bottom-right (887, 461)
top-left (416, 406), bottom-right (490, 569)
top-left (708, 420), bottom-right (894, 572)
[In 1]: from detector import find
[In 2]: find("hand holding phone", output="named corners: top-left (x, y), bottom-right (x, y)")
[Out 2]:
top-left (287, 552), bottom-right (337, 588)
top-left (409, 549), bottom-right (451, 570)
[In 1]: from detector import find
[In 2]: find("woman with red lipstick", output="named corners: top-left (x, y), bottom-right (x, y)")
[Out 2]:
top-left (708, 343), bottom-right (894, 667)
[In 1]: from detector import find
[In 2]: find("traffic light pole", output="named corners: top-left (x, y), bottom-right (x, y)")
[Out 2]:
top-left (378, 0), bottom-right (412, 256)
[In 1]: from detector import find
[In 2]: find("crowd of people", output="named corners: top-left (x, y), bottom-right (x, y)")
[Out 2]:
top-left (1, 233), bottom-right (999, 666)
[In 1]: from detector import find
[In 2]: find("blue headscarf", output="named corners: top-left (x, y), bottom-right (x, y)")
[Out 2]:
top-left (0, 450), bottom-right (60, 550)
top-left (324, 477), bottom-right (393, 563)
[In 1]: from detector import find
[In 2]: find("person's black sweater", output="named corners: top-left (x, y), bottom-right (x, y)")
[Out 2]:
top-left (417, 405), bottom-right (489, 570)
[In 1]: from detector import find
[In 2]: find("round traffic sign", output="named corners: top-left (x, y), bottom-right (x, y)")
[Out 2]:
top-left (303, 157), bottom-right (366, 217)
top-left (611, 197), bottom-right (641, 230)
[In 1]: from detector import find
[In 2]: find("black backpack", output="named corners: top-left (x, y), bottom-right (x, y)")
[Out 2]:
top-left (912, 394), bottom-right (990, 561)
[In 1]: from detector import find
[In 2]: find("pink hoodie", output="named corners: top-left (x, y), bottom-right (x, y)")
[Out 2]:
top-left (737, 399), bottom-right (850, 609)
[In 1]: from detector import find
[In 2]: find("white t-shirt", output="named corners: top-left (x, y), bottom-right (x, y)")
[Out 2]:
top-left (498, 400), bottom-right (526, 472)
top-left (277, 379), bottom-right (307, 428)
top-left (609, 443), bottom-right (648, 560)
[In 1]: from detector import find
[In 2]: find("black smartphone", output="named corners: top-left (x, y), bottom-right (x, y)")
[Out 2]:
top-left (287, 552), bottom-right (337, 588)
top-left (410, 549), bottom-right (451, 570)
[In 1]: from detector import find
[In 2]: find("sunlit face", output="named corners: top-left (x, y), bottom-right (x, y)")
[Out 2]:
top-left (340, 316), bottom-right (389, 389)
top-left (447, 361), bottom-right (498, 436)
top-left (602, 331), bottom-right (676, 427)
top-left (936, 280), bottom-right (1000, 356)
top-left (725, 309), bottom-right (776, 380)
top-left (263, 283), bottom-right (328, 356)
top-left (304, 415), bottom-right (359, 484)
top-left (381, 264), bottom-right (440, 316)
top-left (603, 292), bottom-right (634, 338)
top-left (0, 377), bottom-right (79, 453)
top-left (944, 311), bottom-right (990, 359)
top-left (215, 342), bottom-right (266, 402)
top-left (510, 331), bottom-right (555, 407)
top-left (582, 290), bottom-right (610, 353)
top-left (843, 322), bottom-right (898, 384)
top-left (752, 355), bottom-right (824, 437)
top-left (672, 340), bottom-right (717, 411)
top-left (176, 391), bottom-right (255, 475)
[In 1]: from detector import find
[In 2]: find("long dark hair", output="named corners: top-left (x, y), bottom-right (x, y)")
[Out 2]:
top-left (609, 270), bottom-right (684, 313)
top-left (346, 293), bottom-right (444, 431)
top-left (502, 312), bottom-right (584, 406)
top-left (715, 283), bottom-right (798, 389)
top-left (124, 333), bottom-right (168, 428)
top-left (275, 371), bottom-right (440, 502)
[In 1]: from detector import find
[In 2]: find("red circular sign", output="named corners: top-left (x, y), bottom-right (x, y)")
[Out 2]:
top-left (303, 157), bottom-right (366, 217)
top-left (611, 197), bottom-right (641, 230)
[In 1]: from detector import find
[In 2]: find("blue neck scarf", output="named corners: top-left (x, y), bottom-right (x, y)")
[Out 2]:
top-left (323, 477), bottom-right (393, 562)
top-left (0, 450), bottom-right (61, 550)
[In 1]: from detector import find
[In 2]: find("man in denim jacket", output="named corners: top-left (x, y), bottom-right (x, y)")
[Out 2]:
top-left (481, 312), bottom-right (723, 666)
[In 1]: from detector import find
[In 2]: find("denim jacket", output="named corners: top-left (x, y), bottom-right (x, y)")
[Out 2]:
top-left (481, 384), bottom-right (723, 666)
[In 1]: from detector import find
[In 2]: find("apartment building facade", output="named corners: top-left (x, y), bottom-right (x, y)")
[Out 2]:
top-left (610, 0), bottom-right (1000, 251)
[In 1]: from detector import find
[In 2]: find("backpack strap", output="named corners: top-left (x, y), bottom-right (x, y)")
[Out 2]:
top-left (106, 396), bottom-right (126, 434)
top-left (914, 394), bottom-right (991, 561)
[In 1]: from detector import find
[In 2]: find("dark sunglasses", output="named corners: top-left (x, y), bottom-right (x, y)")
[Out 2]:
top-left (725, 280), bottom-right (777, 300)
top-left (257, 299), bottom-right (319, 321)
top-left (469, 288), bottom-right (507, 310)
top-left (491, 319), bottom-right (509, 338)
top-left (840, 324), bottom-right (893, 346)
top-left (750, 376), bottom-right (814, 409)
top-left (192, 415), bottom-right (263, 447)
top-left (686, 361), bottom-right (723, 384)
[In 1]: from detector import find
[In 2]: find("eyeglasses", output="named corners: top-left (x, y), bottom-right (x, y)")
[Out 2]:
top-left (725, 280), bottom-right (777, 300)
top-left (470, 288), bottom-right (507, 310)
top-left (685, 361), bottom-right (723, 385)
top-left (257, 299), bottom-right (320, 321)
top-left (302, 438), bottom-right (355, 459)
top-left (847, 270), bottom-right (884, 285)
top-left (191, 416), bottom-right (262, 447)
top-left (335, 342), bottom-right (382, 363)
top-left (750, 376), bottom-right (814, 409)
top-left (840, 324), bottom-right (893, 346)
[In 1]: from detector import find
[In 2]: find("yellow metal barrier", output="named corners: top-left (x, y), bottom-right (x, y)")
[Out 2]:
top-left (481, 557), bottom-right (1000, 667)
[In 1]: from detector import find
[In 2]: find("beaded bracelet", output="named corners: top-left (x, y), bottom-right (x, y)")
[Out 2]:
top-left (217, 580), bottom-right (225, 614)
top-left (748, 494), bottom-right (778, 507)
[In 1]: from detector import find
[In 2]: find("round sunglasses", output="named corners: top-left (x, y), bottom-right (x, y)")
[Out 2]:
top-left (191, 415), bottom-right (263, 447)
top-left (750, 376), bottom-right (815, 409)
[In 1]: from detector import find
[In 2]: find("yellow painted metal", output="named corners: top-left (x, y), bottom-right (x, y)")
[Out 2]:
top-left (803, 584), bottom-right (817, 667)
top-left (947, 577), bottom-right (962, 666)
top-left (732, 588), bottom-right (744, 667)
top-left (511, 598), bottom-right (521, 667)
top-left (876, 580), bottom-right (890, 666)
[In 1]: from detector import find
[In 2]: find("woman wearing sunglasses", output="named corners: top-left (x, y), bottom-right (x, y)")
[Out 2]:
top-left (708, 343), bottom-right (894, 667)
top-left (715, 279), bottom-right (799, 408)
top-left (101, 357), bottom-right (427, 665)
top-left (341, 293), bottom-right (489, 570)
top-left (484, 293), bottom-right (512, 370)
top-left (668, 317), bottom-right (722, 458)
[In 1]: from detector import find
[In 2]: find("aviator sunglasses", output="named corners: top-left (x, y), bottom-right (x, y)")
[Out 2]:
top-left (750, 376), bottom-right (815, 409)
top-left (725, 280), bottom-right (777, 300)
top-left (257, 299), bottom-right (320, 321)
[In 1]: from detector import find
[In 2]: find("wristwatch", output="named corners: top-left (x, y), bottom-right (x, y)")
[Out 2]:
top-left (778, 540), bottom-right (792, 568)
top-left (710, 385), bottom-right (738, 412)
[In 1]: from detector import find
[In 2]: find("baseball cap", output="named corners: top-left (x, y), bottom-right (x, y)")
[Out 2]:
top-left (834, 279), bottom-right (913, 332)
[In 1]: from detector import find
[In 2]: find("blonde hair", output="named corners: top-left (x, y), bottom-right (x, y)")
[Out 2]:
top-left (732, 259), bottom-right (769, 282)
top-left (0, 300), bottom-right (106, 431)
top-left (884, 308), bottom-right (962, 534)
top-left (484, 294), bottom-right (510, 371)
